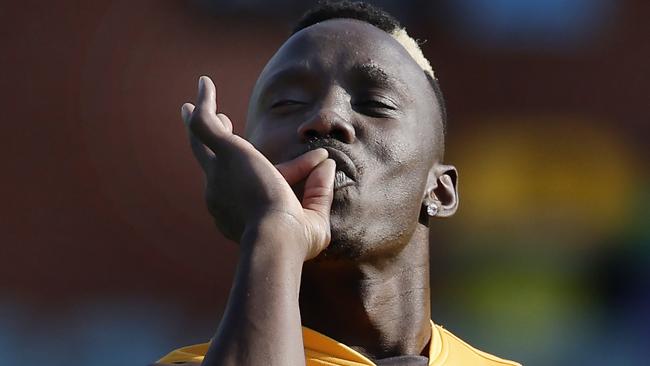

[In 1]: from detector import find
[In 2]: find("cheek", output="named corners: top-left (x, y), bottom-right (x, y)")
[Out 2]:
top-left (247, 121), bottom-right (297, 164)
top-left (365, 124), bottom-right (428, 181)
top-left (360, 125), bottom-right (431, 211)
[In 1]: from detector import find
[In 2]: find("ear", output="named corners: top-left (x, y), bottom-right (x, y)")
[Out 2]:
top-left (424, 164), bottom-right (459, 218)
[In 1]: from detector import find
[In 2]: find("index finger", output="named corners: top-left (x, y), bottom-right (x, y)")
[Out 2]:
top-left (197, 75), bottom-right (217, 114)
top-left (275, 148), bottom-right (329, 185)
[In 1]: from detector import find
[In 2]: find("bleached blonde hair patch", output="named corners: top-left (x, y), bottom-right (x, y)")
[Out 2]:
top-left (389, 27), bottom-right (435, 80)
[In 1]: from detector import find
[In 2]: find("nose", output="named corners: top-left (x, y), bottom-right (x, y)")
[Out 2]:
top-left (297, 89), bottom-right (356, 144)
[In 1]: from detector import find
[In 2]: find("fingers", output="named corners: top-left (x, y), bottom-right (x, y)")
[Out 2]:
top-left (181, 103), bottom-right (215, 171)
top-left (217, 112), bottom-right (233, 134)
top-left (197, 75), bottom-right (217, 114)
top-left (181, 76), bottom-right (238, 171)
top-left (185, 76), bottom-right (231, 153)
top-left (275, 148), bottom-right (328, 185)
top-left (301, 158), bottom-right (336, 217)
top-left (181, 102), bottom-right (194, 123)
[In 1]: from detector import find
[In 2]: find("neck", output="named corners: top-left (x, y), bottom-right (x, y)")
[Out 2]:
top-left (299, 224), bottom-right (431, 360)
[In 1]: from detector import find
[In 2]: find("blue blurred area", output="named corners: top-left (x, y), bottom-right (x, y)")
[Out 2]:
top-left (201, 0), bottom-right (616, 48)
top-left (446, 0), bottom-right (615, 48)
top-left (0, 298), bottom-right (203, 366)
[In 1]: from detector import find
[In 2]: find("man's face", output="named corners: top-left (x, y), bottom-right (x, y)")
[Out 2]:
top-left (246, 19), bottom-right (442, 260)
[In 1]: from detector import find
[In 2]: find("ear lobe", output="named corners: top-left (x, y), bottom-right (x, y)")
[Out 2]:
top-left (428, 165), bottom-right (459, 218)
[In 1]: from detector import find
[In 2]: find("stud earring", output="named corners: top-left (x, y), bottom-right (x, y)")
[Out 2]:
top-left (426, 202), bottom-right (439, 217)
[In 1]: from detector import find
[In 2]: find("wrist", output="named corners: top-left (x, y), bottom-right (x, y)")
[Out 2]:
top-left (240, 216), bottom-right (307, 276)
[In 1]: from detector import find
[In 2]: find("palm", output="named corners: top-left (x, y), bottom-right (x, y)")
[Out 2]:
top-left (181, 76), bottom-right (336, 260)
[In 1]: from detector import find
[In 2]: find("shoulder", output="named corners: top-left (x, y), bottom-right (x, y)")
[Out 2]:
top-left (434, 324), bottom-right (522, 366)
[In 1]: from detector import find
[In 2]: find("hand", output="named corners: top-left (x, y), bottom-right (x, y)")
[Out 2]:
top-left (181, 76), bottom-right (336, 260)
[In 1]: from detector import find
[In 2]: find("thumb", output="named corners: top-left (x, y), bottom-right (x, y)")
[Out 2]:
top-left (301, 159), bottom-right (336, 217)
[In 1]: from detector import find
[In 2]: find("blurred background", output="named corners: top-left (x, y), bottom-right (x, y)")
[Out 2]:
top-left (1, 0), bottom-right (648, 365)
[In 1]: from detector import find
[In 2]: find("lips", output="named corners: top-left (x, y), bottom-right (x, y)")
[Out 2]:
top-left (333, 169), bottom-right (355, 189)
top-left (321, 146), bottom-right (358, 186)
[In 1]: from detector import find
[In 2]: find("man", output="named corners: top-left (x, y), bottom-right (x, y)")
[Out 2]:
top-left (156, 1), bottom-right (520, 365)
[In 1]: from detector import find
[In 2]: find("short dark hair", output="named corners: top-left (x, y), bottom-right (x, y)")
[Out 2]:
top-left (291, 0), bottom-right (447, 132)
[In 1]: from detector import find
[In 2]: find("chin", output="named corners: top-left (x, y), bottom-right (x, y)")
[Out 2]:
top-left (312, 241), bottom-right (362, 262)
top-left (322, 208), bottom-right (417, 264)
top-left (313, 216), bottom-right (362, 261)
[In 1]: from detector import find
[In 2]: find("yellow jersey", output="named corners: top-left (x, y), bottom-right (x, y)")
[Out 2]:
top-left (156, 321), bottom-right (521, 365)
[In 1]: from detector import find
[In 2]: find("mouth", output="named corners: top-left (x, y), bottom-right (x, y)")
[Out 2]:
top-left (334, 169), bottom-right (355, 189)
top-left (321, 147), bottom-right (358, 189)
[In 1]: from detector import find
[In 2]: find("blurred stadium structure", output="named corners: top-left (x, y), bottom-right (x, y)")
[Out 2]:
top-left (1, 0), bottom-right (648, 364)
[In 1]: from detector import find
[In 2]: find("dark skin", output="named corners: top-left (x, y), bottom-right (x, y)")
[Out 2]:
top-left (158, 19), bottom-right (458, 366)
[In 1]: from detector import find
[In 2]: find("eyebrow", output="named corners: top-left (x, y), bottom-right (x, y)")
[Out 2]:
top-left (350, 64), bottom-right (405, 90)
top-left (262, 65), bottom-right (316, 90)
top-left (349, 64), bottom-right (411, 105)
top-left (255, 64), bottom-right (319, 103)
top-left (257, 63), bottom-right (410, 104)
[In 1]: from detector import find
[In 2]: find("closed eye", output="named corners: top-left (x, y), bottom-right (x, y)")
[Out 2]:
top-left (353, 98), bottom-right (399, 118)
top-left (271, 100), bottom-right (305, 109)
top-left (355, 100), bottom-right (397, 110)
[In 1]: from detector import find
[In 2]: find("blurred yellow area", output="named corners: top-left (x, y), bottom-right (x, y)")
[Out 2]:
top-left (446, 115), bottom-right (640, 249)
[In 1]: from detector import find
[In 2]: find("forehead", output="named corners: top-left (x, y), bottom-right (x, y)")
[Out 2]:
top-left (255, 19), bottom-right (428, 93)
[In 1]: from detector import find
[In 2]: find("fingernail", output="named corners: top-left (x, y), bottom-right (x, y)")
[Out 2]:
top-left (198, 76), bottom-right (205, 94)
top-left (181, 105), bottom-right (190, 124)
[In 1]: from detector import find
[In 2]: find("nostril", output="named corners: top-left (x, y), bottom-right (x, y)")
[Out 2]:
top-left (303, 129), bottom-right (320, 139)
top-left (331, 129), bottom-right (351, 142)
